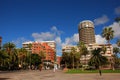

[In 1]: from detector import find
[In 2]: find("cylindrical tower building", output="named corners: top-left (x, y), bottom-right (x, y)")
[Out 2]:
top-left (78, 20), bottom-right (95, 44)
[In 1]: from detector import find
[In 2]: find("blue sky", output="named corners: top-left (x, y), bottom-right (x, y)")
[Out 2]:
top-left (0, 0), bottom-right (120, 56)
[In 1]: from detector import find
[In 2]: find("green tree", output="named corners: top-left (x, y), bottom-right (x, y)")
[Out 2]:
top-left (28, 43), bottom-right (32, 67)
top-left (89, 48), bottom-right (108, 76)
top-left (113, 47), bottom-right (120, 69)
top-left (0, 50), bottom-right (9, 69)
top-left (18, 48), bottom-right (28, 69)
top-left (3, 42), bottom-right (16, 55)
top-left (31, 53), bottom-right (41, 67)
top-left (101, 46), bottom-right (107, 54)
top-left (70, 47), bottom-right (77, 69)
top-left (77, 42), bottom-right (89, 65)
top-left (117, 39), bottom-right (120, 47)
top-left (39, 50), bottom-right (46, 65)
top-left (102, 27), bottom-right (114, 70)
top-left (3, 42), bottom-right (16, 70)
top-left (113, 47), bottom-right (120, 55)
top-left (74, 52), bottom-right (81, 69)
top-left (102, 27), bottom-right (114, 44)
top-left (60, 52), bottom-right (69, 68)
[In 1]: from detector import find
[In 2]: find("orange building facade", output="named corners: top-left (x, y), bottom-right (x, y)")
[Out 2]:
top-left (31, 42), bottom-right (55, 63)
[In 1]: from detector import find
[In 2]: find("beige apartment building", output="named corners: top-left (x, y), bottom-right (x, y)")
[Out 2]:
top-left (62, 43), bottom-right (113, 69)
top-left (61, 20), bottom-right (113, 69)
top-left (62, 45), bottom-right (79, 53)
top-left (83, 43), bottom-right (113, 69)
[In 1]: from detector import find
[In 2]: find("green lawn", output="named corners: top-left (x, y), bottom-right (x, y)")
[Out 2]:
top-left (66, 69), bottom-right (120, 74)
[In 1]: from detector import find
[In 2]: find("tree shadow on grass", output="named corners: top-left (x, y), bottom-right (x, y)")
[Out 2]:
top-left (0, 78), bottom-right (10, 80)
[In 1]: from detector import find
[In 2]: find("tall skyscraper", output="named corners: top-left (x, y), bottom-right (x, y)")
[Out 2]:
top-left (78, 20), bottom-right (95, 44)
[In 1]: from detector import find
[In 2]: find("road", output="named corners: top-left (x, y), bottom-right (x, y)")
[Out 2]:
top-left (0, 70), bottom-right (120, 80)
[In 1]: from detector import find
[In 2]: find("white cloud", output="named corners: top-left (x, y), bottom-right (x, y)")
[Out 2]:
top-left (51, 26), bottom-right (63, 36)
top-left (12, 37), bottom-right (29, 48)
top-left (62, 33), bottom-right (79, 47)
top-left (73, 33), bottom-right (79, 43)
top-left (32, 32), bottom-right (55, 41)
top-left (94, 15), bottom-right (109, 25)
top-left (109, 22), bottom-right (120, 38)
top-left (115, 6), bottom-right (120, 15)
top-left (55, 37), bottom-right (61, 45)
top-left (62, 34), bottom-right (107, 47)
top-left (112, 44), bottom-right (118, 47)
top-left (32, 26), bottom-right (63, 42)
top-left (95, 35), bottom-right (107, 44)
top-left (51, 26), bottom-right (58, 31)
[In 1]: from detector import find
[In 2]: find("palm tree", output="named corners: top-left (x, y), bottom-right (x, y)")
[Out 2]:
top-left (113, 47), bottom-right (120, 55)
top-left (101, 45), bottom-right (107, 54)
top-left (3, 42), bottom-right (16, 55)
top-left (89, 48), bottom-right (108, 76)
top-left (102, 27), bottom-right (114, 70)
top-left (28, 43), bottom-right (32, 67)
top-left (18, 48), bottom-right (28, 69)
top-left (39, 50), bottom-right (46, 64)
top-left (77, 42), bottom-right (89, 65)
top-left (70, 47), bottom-right (77, 69)
top-left (31, 53), bottom-right (41, 69)
top-left (117, 39), bottom-right (120, 47)
top-left (13, 48), bottom-right (20, 69)
top-left (74, 52), bottom-right (81, 69)
top-left (61, 52), bottom-right (69, 68)
top-left (3, 42), bottom-right (16, 70)
top-left (102, 27), bottom-right (114, 44)
top-left (0, 50), bottom-right (8, 67)
top-left (113, 47), bottom-right (120, 69)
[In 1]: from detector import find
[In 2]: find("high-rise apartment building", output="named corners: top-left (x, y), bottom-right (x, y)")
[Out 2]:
top-left (22, 41), bottom-right (56, 62)
top-left (22, 41), bottom-right (33, 52)
top-left (40, 41), bottom-right (56, 51)
top-left (78, 20), bottom-right (96, 44)
top-left (32, 42), bottom-right (55, 62)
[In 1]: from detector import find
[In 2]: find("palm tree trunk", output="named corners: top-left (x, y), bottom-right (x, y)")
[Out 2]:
top-left (99, 69), bottom-right (102, 76)
top-left (99, 66), bottom-right (102, 76)
top-left (65, 61), bottom-right (67, 68)
top-left (73, 56), bottom-right (74, 69)
top-left (109, 44), bottom-right (115, 70)
top-left (85, 55), bottom-right (86, 65)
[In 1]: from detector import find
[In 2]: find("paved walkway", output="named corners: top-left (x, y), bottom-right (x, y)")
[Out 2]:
top-left (0, 70), bottom-right (120, 80)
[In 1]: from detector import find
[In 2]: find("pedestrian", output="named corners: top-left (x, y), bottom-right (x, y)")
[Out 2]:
top-left (39, 64), bottom-right (42, 71)
top-left (53, 63), bottom-right (57, 72)
top-left (19, 64), bottom-right (22, 70)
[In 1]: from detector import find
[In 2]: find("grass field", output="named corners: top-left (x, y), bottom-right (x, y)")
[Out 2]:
top-left (66, 69), bottom-right (120, 74)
